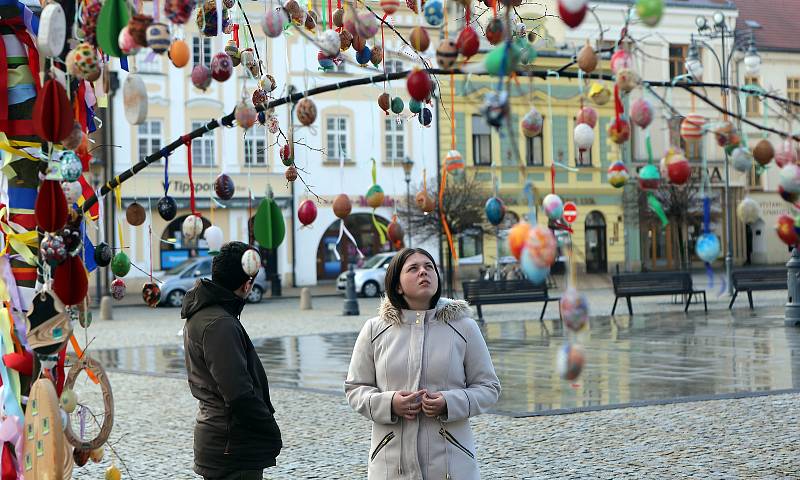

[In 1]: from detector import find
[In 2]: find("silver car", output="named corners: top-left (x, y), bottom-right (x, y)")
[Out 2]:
top-left (158, 257), bottom-right (269, 307)
top-left (336, 253), bottom-right (394, 298)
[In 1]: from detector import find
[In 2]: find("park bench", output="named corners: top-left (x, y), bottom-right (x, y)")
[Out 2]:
top-left (729, 268), bottom-right (787, 309)
top-left (611, 271), bottom-right (707, 315)
top-left (462, 279), bottom-right (560, 321)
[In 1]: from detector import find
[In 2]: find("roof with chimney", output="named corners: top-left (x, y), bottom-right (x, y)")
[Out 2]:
top-left (734, 0), bottom-right (800, 52)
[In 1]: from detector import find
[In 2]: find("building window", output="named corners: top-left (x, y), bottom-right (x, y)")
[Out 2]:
top-left (385, 59), bottom-right (404, 73)
top-left (326, 116), bottom-right (349, 161)
top-left (525, 135), bottom-right (543, 166)
top-left (191, 120), bottom-right (215, 166)
top-left (384, 118), bottom-right (404, 162)
top-left (472, 114), bottom-right (492, 166)
top-left (244, 127), bottom-right (267, 165)
top-left (459, 227), bottom-right (483, 260)
top-left (669, 44), bottom-right (688, 79)
top-left (788, 78), bottom-right (800, 114)
top-left (192, 37), bottom-right (212, 65)
top-left (745, 76), bottom-right (760, 116)
top-left (137, 120), bottom-right (162, 163)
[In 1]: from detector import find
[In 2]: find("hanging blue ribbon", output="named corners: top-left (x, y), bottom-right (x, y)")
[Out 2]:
top-left (161, 149), bottom-right (170, 195)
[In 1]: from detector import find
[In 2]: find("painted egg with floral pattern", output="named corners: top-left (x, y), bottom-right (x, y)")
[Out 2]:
top-left (60, 150), bottom-right (83, 182)
top-left (423, 0), bottom-right (443, 26)
top-left (296, 98), bottom-right (317, 126)
top-left (262, 8), bottom-right (286, 38)
top-left (142, 283), bottom-right (161, 307)
top-left (214, 173), bottom-right (235, 200)
top-left (110, 278), bottom-right (126, 300)
top-left (211, 52), bottom-right (233, 82)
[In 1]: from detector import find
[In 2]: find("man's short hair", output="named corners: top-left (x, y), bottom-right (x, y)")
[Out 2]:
top-left (211, 241), bottom-right (252, 291)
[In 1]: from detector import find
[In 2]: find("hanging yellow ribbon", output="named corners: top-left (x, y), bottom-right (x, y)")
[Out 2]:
top-left (114, 184), bottom-right (125, 249)
top-left (0, 207), bottom-right (38, 266)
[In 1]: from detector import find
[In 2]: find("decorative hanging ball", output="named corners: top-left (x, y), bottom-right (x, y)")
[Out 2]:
top-left (370, 46), bottom-right (384, 67)
top-left (775, 140), bottom-right (798, 168)
top-left (146, 23), bottom-right (170, 53)
top-left (574, 123), bottom-right (594, 154)
top-left (333, 193), bottom-right (352, 219)
top-left (731, 146), bottom-right (753, 173)
top-left (142, 283), bottom-right (161, 307)
top-left (261, 73), bottom-right (277, 92)
top-left (224, 40), bottom-right (241, 66)
top-left (355, 46), bottom-right (372, 66)
top-left (436, 39), bottom-right (459, 70)
top-left (406, 0), bottom-right (426, 13)
top-left (380, 0), bottom-right (400, 15)
top-left (542, 193), bottom-right (564, 220)
top-left (37, 1), bottom-right (66, 58)
top-left (607, 161), bottom-right (629, 188)
top-left (235, 99), bottom-right (258, 129)
top-left (680, 113), bottom-right (705, 141)
top-left (390, 97), bottom-right (404, 115)
top-left (608, 118), bottom-right (631, 144)
top-left (33, 79), bottom-right (74, 143)
top-left (125, 202), bottom-right (146, 226)
top-left (560, 288), bottom-right (589, 331)
top-left (191, 64), bottom-right (212, 90)
top-left (630, 98), bottom-right (654, 129)
top-left (575, 106), bottom-right (597, 129)
top-left (695, 232), bottom-right (721, 263)
top-left (661, 147), bottom-right (691, 185)
top-left (63, 122), bottom-right (85, 150)
top-left (280, 144), bottom-right (293, 166)
top-left (558, 0), bottom-right (588, 28)
top-left (182, 214), bottom-right (204, 240)
top-left (35, 180), bottom-right (68, 233)
top-left (267, 114), bottom-right (280, 133)
top-left (407, 69), bottom-right (433, 101)
top-left (68, 43), bottom-right (100, 81)
top-left (713, 121), bottom-right (740, 149)
top-left (318, 51), bottom-right (335, 69)
top-left (198, 225), bottom-right (223, 256)
top-left (615, 69), bottom-right (639, 93)
top-left (456, 26), bottom-right (480, 58)
top-left (485, 44), bottom-right (519, 77)
top-left (110, 251), bottom-right (131, 277)
top-left (164, 0), bottom-right (194, 24)
top-left (118, 26), bottom-right (140, 55)
top-left (252, 88), bottom-right (269, 107)
top-left (521, 108), bottom-right (544, 137)
top-left (588, 82), bottom-right (611, 106)
top-left (557, 343), bottom-right (585, 381)
top-left (737, 197), bottom-right (761, 224)
top-left (285, 165), bottom-right (298, 182)
top-left (419, 107), bottom-right (433, 127)
top-left (110, 278), bottom-right (127, 300)
top-left (378, 93), bottom-right (391, 114)
top-left (94, 242), bottom-right (113, 267)
top-left (156, 195), bottom-right (177, 221)
top-left (296, 98), bottom-right (318, 126)
top-left (638, 163), bottom-right (661, 191)
top-left (388, 217), bottom-right (404, 249)
top-left (318, 29), bottom-right (340, 57)
top-left (351, 33), bottom-right (366, 52)
top-left (243, 49), bottom-right (260, 76)
top-left (410, 26), bottom-right (430, 52)
top-left (40, 234), bottom-right (67, 266)
top-left (507, 221), bottom-right (531, 260)
top-left (577, 40), bottom-right (597, 73)
top-left (424, 0), bottom-right (444, 26)
top-left (777, 214), bottom-right (798, 246)
top-left (298, 199), bottom-right (318, 226)
top-left (482, 91), bottom-right (509, 128)
top-left (342, 8), bottom-right (357, 36)
top-left (127, 14), bottom-right (153, 47)
top-left (214, 173), bottom-right (235, 200)
top-left (635, 0), bottom-right (664, 27)
top-left (305, 10), bottom-right (318, 31)
top-left (211, 52), bottom-right (234, 82)
top-left (366, 184), bottom-right (385, 208)
top-left (60, 151), bottom-right (83, 182)
top-left (333, 8), bottom-right (344, 27)
top-left (610, 48), bottom-right (634, 74)
top-left (355, 11), bottom-right (379, 39)
top-left (484, 197), bottom-right (506, 226)
top-left (780, 164), bottom-right (800, 193)
top-left (525, 225), bottom-right (558, 268)
top-left (753, 139), bottom-right (775, 166)
top-left (409, 99), bottom-right (422, 114)
top-left (196, 0), bottom-right (232, 35)
top-left (415, 191), bottom-right (435, 213)
top-left (123, 73), bottom-right (148, 125)
top-left (520, 250), bottom-right (549, 285)
top-left (60, 389), bottom-right (78, 414)
top-left (485, 18), bottom-right (505, 45)
top-left (169, 39), bottom-right (190, 67)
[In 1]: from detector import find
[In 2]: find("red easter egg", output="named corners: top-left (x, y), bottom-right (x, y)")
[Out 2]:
top-left (558, 0), bottom-right (587, 28)
top-left (576, 106), bottom-right (597, 128)
top-left (485, 18), bottom-right (504, 45)
top-left (667, 157), bottom-right (691, 185)
top-left (298, 199), bottom-right (317, 226)
top-left (387, 218), bottom-right (404, 249)
top-left (456, 26), bottom-right (479, 58)
top-left (33, 79), bottom-right (74, 142)
top-left (406, 69), bottom-right (432, 101)
top-left (608, 118), bottom-right (631, 144)
top-left (777, 214), bottom-right (798, 246)
top-left (52, 255), bottom-right (88, 306)
top-left (35, 180), bottom-right (69, 232)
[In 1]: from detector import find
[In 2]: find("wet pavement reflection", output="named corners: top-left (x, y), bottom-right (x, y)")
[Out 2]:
top-left (93, 307), bottom-right (800, 416)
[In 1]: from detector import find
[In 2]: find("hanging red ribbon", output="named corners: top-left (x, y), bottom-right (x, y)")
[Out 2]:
top-left (233, 23), bottom-right (240, 47)
top-left (0, 17), bottom-right (41, 130)
top-left (550, 164), bottom-right (555, 194)
top-left (183, 136), bottom-right (198, 215)
top-left (613, 83), bottom-right (624, 121)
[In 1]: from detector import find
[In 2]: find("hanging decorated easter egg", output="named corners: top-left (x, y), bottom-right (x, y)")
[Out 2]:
top-left (111, 251), bottom-right (131, 277)
top-left (557, 343), bottom-right (585, 380)
top-left (94, 241), bottom-right (113, 267)
top-left (610, 49), bottom-right (634, 74)
top-left (485, 18), bottom-right (505, 45)
top-left (211, 52), bottom-right (233, 82)
top-left (388, 217), bottom-right (404, 248)
top-left (507, 222), bottom-right (531, 260)
top-left (680, 113), bottom-right (705, 141)
top-left (419, 107), bottom-right (433, 127)
top-left (775, 140), bottom-right (798, 168)
top-left (169, 39), bottom-right (190, 67)
top-left (224, 39), bottom-right (240, 66)
top-left (574, 123), bottom-right (594, 154)
top-left (342, 8), bottom-right (357, 35)
top-left (378, 93), bottom-right (391, 114)
top-left (125, 202), bottom-right (146, 226)
top-left (456, 26), bottom-right (480, 58)
top-left (630, 98), bottom-right (654, 129)
top-left (423, 0), bottom-right (443, 26)
top-left (779, 186), bottom-right (798, 204)
top-left (436, 39), bottom-right (459, 70)
top-left (298, 199), bottom-right (318, 226)
top-left (391, 97), bottom-right (404, 114)
top-left (60, 389), bottom-right (78, 414)
top-left (661, 148), bottom-right (691, 185)
top-left (40, 234), bottom-right (67, 266)
top-left (157, 195), bottom-right (177, 221)
top-left (521, 108), bottom-right (543, 137)
top-left (333, 194), bottom-right (352, 219)
top-left (182, 214), bottom-right (204, 240)
top-left (780, 164), bottom-right (800, 193)
top-left (261, 73), bottom-right (277, 92)
top-left (560, 288), bottom-right (589, 331)
top-left (732, 146), bottom-right (753, 173)
top-left (381, 0), bottom-right (400, 15)
top-left (355, 11), bottom-right (379, 39)
top-left (164, 0), bottom-right (194, 24)
top-left (106, 465), bottom-right (122, 480)
top-left (355, 46), bottom-right (372, 66)
top-left (280, 144), bottom-right (292, 165)
top-left (146, 22), bottom-right (170, 53)
top-left (616, 69), bottom-right (639, 93)
top-left (252, 88), bottom-right (269, 107)
top-left (714, 121), bottom-right (740, 149)
top-left (406, 0), bottom-right (426, 13)
top-left (542, 194), bottom-right (564, 220)
top-left (576, 106), bottom-right (597, 128)
top-left (407, 69), bottom-right (432, 101)
top-left (110, 278), bottom-right (126, 300)
top-left (60, 151), bottom-right (83, 182)
top-left (366, 184), bottom-right (385, 209)
top-left (317, 51), bottom-right (334, 70)
top-left (305, 10), bottom-right (318, 31)
top-left (267, 114), bottom-right (280, 133)
top-left (371, 46), bottom-right (384, 66)
top-left (525, 225), bottom-right (557, 268)
top-left (214, 173), bottom-right (235, 200)
top-left (607, 161), bottom-right (629, 188)
top-left (118, 26), bottom-right (139, 54)
top-left (63, 122), bottom-right (85, 152)
top-left (484, 197), bottom-right (506, 226)
top-left (558, 0), bottom-right (588, 28)
top-left (38, 2), bottom-right (67, 57)
top-left (141, 282), bottom-right (161, 307)
top-left (35, 180), bottom-right (68, 232)
top-left (521, 252), bottom-right (549, 285)
top-left (410, 26), bottom-right (430, 52)
top-left (191, 64), bottom-right (212, 90)
top-left (200, 225), bottom-right (223, 255)
top-left (415, 191), bottom-right (435, 213)
top-left (753, 139), bottom-right (774, 166)
top-left (333, 8), bottom-right (344, 27)
top-left (588, 82), bottom-right (611, 105)
top-left (296, 98), bottom-right (317, 126)
top-left (282, 165), bottom-right (297, 182)
top-left (483, 91), bottom-right (509, 128)
top-left (351, 32), bottom-right (366, 52)
top-left (69, 43), bottom-right (100, 80)
top-left (695, 232), bottom-right (721, 263)
top-left (777, 214), bottom-right (798, 246)
top-left (485, 44), bottom-right (518, 77)
top-left (318, 29), bottom-right (340, 57)
top-left (737, 197), bottom-right (761, 224)
top-left (577, 40), bottom-right (597, 73)
top-left (636, 0), bottom-right (664, 27)
top-left (34, 79), bottom-right (74, 143)
top-left (608, 118), bottom-right (631, 144)
top-left (638, 163), bottom-right (661, 191)
top-left (236, 99), bottom-right (258, 129)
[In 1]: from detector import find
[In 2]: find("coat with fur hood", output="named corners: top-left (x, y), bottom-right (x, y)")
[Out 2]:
top-left (345, 297), bottom-right (501, 480)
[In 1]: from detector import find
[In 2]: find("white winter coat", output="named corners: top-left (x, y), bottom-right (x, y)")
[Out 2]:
top-left (344, 297), bottom-right (501, 480)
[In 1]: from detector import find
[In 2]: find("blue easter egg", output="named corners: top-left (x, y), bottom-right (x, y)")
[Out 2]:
top-left (423, 0), bottom-right (443, 26)
top-left (521, 253), bottom-right (549, 285)
top-left (356, 46), bottom-right (372, 66)
top-left (318, 51), bottom-right (335, 69)
top-left (695, 232), bottom-right (721, 263)
top-left (419, 107), bottom-right (432, 126)
top-left (484, 196), bottom-right (505, 226)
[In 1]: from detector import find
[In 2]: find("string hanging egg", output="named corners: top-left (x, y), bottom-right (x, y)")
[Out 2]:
top-left (319, 29), bottom-right (340, 57)
top-left (111, 251), bottom-right (131, 277)
top-left (576, 106), bottom-right (597, 128)
top-left (560, 288), bottom-right (589, 331)
top-left (521, 108), bottom-right (543, 137)
top-left (191, 64), bottom-right (212, 90)
top-left (737, 197), bottom-right (761, 224)
top-left (387, 216), bottom-right (404, 249)
top-left (638, 164), bottom-right (661, 191)
top-left (608, 118), bottom-right (631, 144)
top-left (419, 107), bottom-right (433, 127)
top-left (60, 150), bottom-right (83, 182)
top-left (355, 11), bottom-right (379, 39)
top-left (298, 199), bottom-right (318, 226)
top-left (118, 26), bottom-right (140, 55)
top-left (164, 0), bottom-right (194, 24)
top-left (775, 140), bottom-right (798, 168)
top-left (407, 69), bottom-right (432, 101)
top-left (296, 98), bottom-right (317, 126)
top-left (680, 113), bottom-right (705, 142)
top-left (525, 225), bottom-right (557, 268)
top-left (378, 93), bottom-right (391, 114)
top-left (380, 0), bottom-right (400, 15)
top-left (635, 0), bottom-right (664, 27)
top-left (355, 46), bottom-right (372, 66)
top-left (333, 194), bottom-right (352, 219)
top-left (436, 39), bottom-right (458, 70)
top-left (182, 214), bottom-right (204, 240)
top-left (371, 46), bottom-right (384, 66)
top-left (507, 222), bottom-right (531, 260)
top-left (695, 233), bottom-right (721, 263)
top-left (126, 202), bottom-right (146, 226)
top-left (777, 214), bottom-right (798, 246)
top-left (558, 0), bottom-right (588, 28)
top-left (557, 343), bottom-right (585, 380)
top-left (574, 123), bottom-right (594, 158)
top-left (542, 194), bottom-right (564, 220)
top-left (577, 40), bottom-right (597, 73)
top-left (235, 99), bottom-right (258, 129)
top-left (661, 147), bottom-right (691, 185)
top-left (157, 195), bottom-right (177, 220)
top-left (456, 26), bottom-right (480, 58)
top-left (94, 242), bottom-right (113, 267)
top-left (588, 82), bottom-right (611, 105)
top-left (423, 0), bottom-right (443, 26)
top-left (214, 173), bottom-right (235, 200)
top-left (485, 18), bottom-right (504, 45)
top-left (142, 283), bottom-right (161, 307)
top-left (263, 8), bottom-right (287, 38)
top-left (169, 39), bottom-right (190, 67)
top-left (110, 278), bottom-right (127, 300)
top-left (484, 197), bottom-right (505, 226)
top-left (415, 191), bottom-right (435, 213)
top-left (146, 23), bottom-right (170, 53)
top-left (731, 146), bottom-right (753, 173)
top-left (630, 98), bottom-right (654, 129)
top-left (211, 52), bottom-right (233, 82)
top-left (780, 164), bottom-right (800, 194)
top-left (753, 139), bottom-right (774, 166)
top-left (410, 26), bottom-right (430, 52)
top-left (225, 40), bottom-right (240, 66)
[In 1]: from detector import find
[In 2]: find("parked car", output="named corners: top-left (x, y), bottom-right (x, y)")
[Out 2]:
top-left (336, 253), bottom-right (394, 298)
top-left (157, 257), bottom-right (268, 307)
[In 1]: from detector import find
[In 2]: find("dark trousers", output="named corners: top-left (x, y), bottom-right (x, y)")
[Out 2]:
top-left (204, 470), bottom-right (263, 480)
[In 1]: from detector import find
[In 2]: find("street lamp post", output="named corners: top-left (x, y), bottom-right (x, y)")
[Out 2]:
top-left (402, 157), bottom-right (414, 248)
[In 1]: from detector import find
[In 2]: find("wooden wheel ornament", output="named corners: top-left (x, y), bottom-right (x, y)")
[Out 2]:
top-left (63, 356), bottom-right (114, 450)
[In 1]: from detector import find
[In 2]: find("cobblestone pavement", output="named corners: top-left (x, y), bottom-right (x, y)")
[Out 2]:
top-left (70, 372), bottom-right (799, 479)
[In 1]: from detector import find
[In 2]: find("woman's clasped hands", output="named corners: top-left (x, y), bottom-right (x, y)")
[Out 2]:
top-left (392, 390), bottom-right (447, 420)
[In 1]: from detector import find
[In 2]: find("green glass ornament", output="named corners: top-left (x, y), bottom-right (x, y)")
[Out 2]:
top-left (635, 0), bottom-right (664, 27)
top-left (110, 251), bottom-right (131, 277)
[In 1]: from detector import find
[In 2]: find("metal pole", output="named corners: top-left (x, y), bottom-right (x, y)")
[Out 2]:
top-left (405, 177), bottom-right (412, 248)
top-left (786, 248), bottom-right (800, 326)
top-left (721, 26), bottom-right (734, 295)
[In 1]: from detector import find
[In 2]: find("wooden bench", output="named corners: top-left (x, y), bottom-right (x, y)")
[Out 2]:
top-left (462, 279), bottom-right (560, 321)
top-left (729, 268), bottom-right (787, 309)
top-left (611, 271), bottom-right (707, 315)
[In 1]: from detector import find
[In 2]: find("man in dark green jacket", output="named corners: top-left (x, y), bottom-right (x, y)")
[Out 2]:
top-left (182, 241), bottom-right (282, 480)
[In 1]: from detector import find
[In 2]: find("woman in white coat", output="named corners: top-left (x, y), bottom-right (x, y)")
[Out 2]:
top-left (345, 248), bottom-right (501, 479)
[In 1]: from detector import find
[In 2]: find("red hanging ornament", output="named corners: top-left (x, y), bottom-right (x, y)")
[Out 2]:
top-left (35, 180), bottom-right (69, 232)
top-left (558, 0), bottom-right (588, 28)
top-left (52, 255), bottom-right (89, 306)
top-left (456, 26), bottom-right (479, 58)
top-left (387, 216), bottom-right (404, 249)
top-left (406, 69), bottom-right (432, 101)
top-left (298, 199), bottom-right (318, 226)
top-left (33, 79), bottom-right (74, 142)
